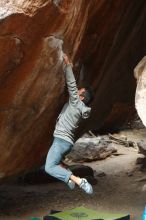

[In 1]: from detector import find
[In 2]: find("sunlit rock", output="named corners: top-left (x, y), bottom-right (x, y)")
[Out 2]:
top-left (135, 56), bottom-right (146, 127)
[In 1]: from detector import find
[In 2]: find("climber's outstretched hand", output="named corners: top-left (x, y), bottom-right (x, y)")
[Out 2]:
top-left (63, 53), bottom-right (73, 66)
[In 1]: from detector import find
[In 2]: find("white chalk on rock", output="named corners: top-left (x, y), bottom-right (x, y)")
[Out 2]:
top-left (45, 35), bottom-right (64, 63)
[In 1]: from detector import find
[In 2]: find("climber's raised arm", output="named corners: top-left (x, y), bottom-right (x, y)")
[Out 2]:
top-left (63, 54), bottom-right (79, 104)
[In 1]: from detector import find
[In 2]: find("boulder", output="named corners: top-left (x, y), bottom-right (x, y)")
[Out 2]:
top-left (65, 137), bottom-right (117, 162)
top-left (137, 141), bottom-right (146, 156)
top-left (142, 184), bottom-right (146, 191)
top-left (135, 56), bottom-right (146, 127)
top-left (0, 0), bottom-right (146, 178)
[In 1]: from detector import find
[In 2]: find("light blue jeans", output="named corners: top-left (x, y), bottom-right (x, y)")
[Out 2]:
top-left (45, 137), bottom-right (73, 183)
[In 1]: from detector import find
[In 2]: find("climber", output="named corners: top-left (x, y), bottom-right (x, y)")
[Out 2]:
top-left (45, 54), bottom-right (94, 194)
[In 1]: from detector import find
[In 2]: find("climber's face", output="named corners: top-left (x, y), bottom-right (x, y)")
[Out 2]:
top-left (78, 88), bottom-right (85, 101)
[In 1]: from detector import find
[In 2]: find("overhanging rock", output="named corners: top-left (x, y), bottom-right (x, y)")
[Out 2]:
top-left (0, 0), bottom-right (146, 178)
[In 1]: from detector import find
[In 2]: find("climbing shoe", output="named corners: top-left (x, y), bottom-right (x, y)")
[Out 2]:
top-left (79, 178), bottom-right (93, 194)
top-left (67, 179), bottom-right (75, 190)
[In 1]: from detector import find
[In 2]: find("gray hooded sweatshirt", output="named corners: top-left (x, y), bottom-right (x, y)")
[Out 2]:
top-left (53, 64), bottom-right (91, 144)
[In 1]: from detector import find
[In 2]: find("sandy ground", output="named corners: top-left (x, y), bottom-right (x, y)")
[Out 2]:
top-left (0, 129), bottom-right (146, 220)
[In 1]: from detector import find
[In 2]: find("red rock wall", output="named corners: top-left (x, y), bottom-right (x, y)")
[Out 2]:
top-left (0, 0), bottom-right (145, 178)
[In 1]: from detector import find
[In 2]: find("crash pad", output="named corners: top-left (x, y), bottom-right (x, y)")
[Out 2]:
top-left (28, 218), bottom-right (41, 220)
top-left (49, 206), bottom-right (130, 220)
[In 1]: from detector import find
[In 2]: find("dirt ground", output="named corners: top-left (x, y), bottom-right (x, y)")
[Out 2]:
top-left (0, 129), bottom-right (146, 220)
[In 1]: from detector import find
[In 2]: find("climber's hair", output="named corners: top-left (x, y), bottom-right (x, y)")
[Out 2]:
top-left (80, 87), bottom-right (94, 106)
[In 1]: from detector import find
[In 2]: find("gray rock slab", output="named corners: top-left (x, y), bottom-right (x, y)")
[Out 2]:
top-left (66, 137), bottom-right (117, 162)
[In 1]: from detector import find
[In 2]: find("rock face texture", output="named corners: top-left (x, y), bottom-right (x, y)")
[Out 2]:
top-left (0, 0), bottom-right (146, 178)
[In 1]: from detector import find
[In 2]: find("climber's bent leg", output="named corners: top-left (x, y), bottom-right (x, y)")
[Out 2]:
top-left (45, 137), bottom-right (73, 183)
